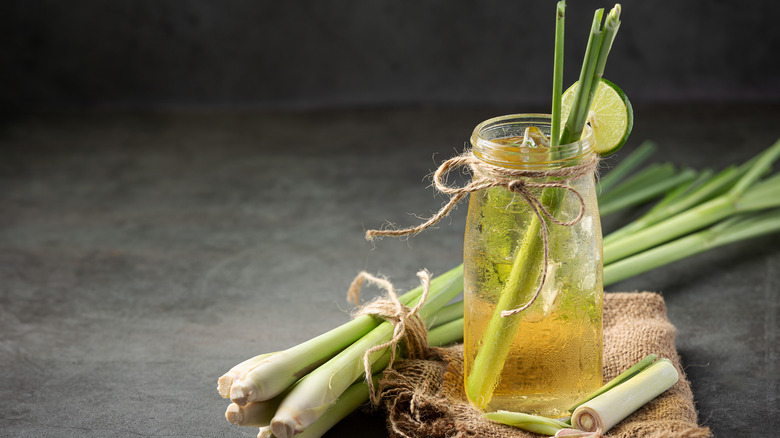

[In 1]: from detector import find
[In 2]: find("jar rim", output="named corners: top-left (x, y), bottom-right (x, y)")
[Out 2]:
top-left (470, 113), bottom-right (595, 169)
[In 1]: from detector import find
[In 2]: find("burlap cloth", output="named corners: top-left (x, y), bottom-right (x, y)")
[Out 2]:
top-left (378, 292), bottom-right (712, 438)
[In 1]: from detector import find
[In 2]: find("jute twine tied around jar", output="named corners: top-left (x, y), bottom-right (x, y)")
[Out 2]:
top-left (366, 150), bottom-right (599, 317)
top-left (376, 292), bottom-right (712, 438)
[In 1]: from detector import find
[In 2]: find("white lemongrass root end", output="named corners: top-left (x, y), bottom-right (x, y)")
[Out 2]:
top-left (271, 413), bottom-right (301, 438)
top-left (257, 426), bottom-right (274, 438)
top-left (572, 409), bottom-right (603, 432)
top-left (225, 403), bottom-right (244, 425)
top-left (218, 374), bottom-right (235, 399)
top-left (230, 380), bottom-right (257, 406)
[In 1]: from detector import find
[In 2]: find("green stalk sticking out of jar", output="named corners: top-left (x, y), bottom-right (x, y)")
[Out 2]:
top-left (464, 3), bottom-right (631, 413)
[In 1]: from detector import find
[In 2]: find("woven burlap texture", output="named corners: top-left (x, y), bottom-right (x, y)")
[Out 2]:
top-left (378, 292), bottom-right (712, 438)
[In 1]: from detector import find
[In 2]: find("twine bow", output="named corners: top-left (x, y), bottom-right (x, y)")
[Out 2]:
top-left (347, 269), bottom-right (432, 405)
top-left (366, 150), bottom-right (598, 317)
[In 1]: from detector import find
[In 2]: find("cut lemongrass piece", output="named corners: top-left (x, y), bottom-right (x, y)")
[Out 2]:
top-left (484, 411), bottom-right (570, 436)
top-left (571, 359), bottom-right (678, 433)
top-left (568, 354), bottom-right (657, 412)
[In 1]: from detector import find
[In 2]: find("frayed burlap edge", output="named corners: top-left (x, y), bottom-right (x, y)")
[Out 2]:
top-left (378, 292), bottom-right (712, 438)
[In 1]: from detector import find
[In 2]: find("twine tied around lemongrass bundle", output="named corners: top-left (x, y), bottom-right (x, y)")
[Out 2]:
top-left (366, 150), bottom-right (599, 317)
top-left (347, 269), bottom-right (433, 405)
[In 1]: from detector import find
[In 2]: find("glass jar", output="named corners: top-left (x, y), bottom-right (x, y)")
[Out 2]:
top-left (463, 114), bottom-right (603, 417)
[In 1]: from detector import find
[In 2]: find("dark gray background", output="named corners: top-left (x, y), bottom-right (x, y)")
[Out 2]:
top-left (2, 0), bottom-right (779, 110)
top-left (1, 1), bottom-right (778, 438)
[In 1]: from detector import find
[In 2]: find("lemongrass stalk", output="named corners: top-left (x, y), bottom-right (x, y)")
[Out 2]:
top-left (586, 5), bottom-right (621, 101)
top-left (227, 275), bottom-right (429, 405)
top-left (598, 140), bottom-right (657, 195)
top-left (603, 164), bottom-right (739, 244)
top-left (604, 138), bottom-right (780, 264)
top-left (428, 300), bottom-right (464, 327)
top-left (597, 163), bottom-right (676, 205)
top-left (568, 354), bottom-right (657, 411)
top-left (645, 168), bottom-right (715, 213)
top-left (426, 317), bottom-right (464, 347)
top-left (737, 173), bottom-right (780, 210)
top-left (571, 359), bottom-right (678, 433)
top-left (257, 426), bottom-right (274, 438)
top-left (270, 265), bottom-right (463, 438)
top-left (551, 0), bottom-right (566, 146)
top-left (484, 411), bottom-right (571, 436)
top-left (604, 208), bottom-right (780, 285)
top-left (603, 167), bottom-right (720, 244)
top-left (559, 9), bottom-right (604, 145)
top-left (218, 351), bottom-right (279, 399)
top-left (599, 167), bottom-right (697, 215)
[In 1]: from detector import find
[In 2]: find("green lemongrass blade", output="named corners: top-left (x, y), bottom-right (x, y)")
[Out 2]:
top-left (604, 209), bottom-right (780, 286)
top-left (599, 167), bottom-right (697, 216)
top-left (603, 148), bottom-right (780, 264)
top-left (707, 208), bottom-right (780, 247)
top-left (270, 266), bottom-right (463, 437)
top-left (428, 299), bottom-right (464, 328)
top-left (597, 163), bottom-right (675, 204)
top-left (426, 317), bottom-right (464, 347)
top-left (568, 354), bottom-right (658, 411)
top-left (228, 281), bottom-right (426, 404)
top-left (605, 227), bottom-right (719, 285)
top-left (559, 9), bottom-right (604, 145)
top-left (729, 137), bottom-right (780, 196)
top-left (598, 140), bottom-right (657, 195)
top-left (602, 170), bottom-right (709, 244)
top-left (603, 195), bottom-right (736, 265)
top-left (586, 4), bottom-right (621, 99)
top-left (646, 168), bottom-right (714, 214)
top-left (484, 411), bottom-right (570, 436)
top-left (737, 173), bottom-right (780, 211)
top-left (551, 0), bottom-right (566, 146)
top-left (572, 359), bottom-right (678, 433)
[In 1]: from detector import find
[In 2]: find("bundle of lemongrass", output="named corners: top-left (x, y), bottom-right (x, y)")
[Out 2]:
top-left (217, 136), bottom-right (780, 437)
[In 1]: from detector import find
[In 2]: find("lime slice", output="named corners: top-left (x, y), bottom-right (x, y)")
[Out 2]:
top-left (560, 78), bottom-right (633, 156)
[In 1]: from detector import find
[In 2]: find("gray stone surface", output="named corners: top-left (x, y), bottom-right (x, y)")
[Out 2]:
top-left (1, 104), bottom-right (778, 437)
